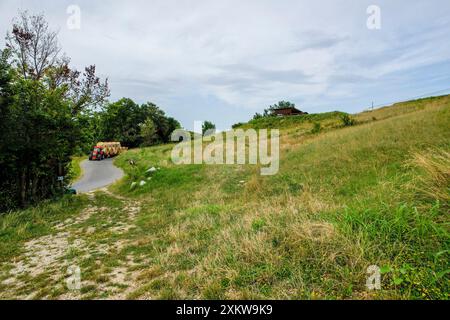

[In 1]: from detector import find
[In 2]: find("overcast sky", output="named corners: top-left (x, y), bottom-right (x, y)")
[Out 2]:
top-left (1, 0), bottom-right (450, 130)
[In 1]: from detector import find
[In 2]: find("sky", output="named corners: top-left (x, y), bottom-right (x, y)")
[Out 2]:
top-left (1, 0), bottom-right (450, 130)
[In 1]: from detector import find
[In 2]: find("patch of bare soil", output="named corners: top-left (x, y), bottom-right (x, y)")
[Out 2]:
top-left (0, 190), bottom-right (144, 300)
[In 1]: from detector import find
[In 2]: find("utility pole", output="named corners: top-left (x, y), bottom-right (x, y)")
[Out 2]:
top-left (372, 101), bottom-right (374, 110)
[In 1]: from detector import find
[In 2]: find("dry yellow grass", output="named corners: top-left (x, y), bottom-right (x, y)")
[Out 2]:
top-left (409, 149), bottom-right (450, 204)
top-left (1, 95), bottom-right (449, 300)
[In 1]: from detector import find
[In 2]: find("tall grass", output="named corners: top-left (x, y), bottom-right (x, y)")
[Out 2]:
top-left (409, 149), bottom-right (450, 204)
top-left (1, 95), bottom-right (449, 300)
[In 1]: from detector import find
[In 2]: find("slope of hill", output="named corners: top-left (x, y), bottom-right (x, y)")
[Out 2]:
top-left (0, 95), bottom-right (449, 300)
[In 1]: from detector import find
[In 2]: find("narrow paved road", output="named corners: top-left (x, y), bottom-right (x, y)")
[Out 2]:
top-left (72, 158), bottom-right (124, 193)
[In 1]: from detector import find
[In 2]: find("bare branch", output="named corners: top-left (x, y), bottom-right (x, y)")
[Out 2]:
top-left (6, 11), bottom-right (60, 80)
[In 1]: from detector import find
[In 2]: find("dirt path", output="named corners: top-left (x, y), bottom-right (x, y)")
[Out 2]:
top-left (0, 189), bottom-right (147, 300)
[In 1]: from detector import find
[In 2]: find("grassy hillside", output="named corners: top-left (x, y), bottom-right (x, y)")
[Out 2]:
top-left (0, 95), bottom-right (449, 300)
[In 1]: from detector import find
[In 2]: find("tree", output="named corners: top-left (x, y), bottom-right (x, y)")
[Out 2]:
top-left (0, 49), bottom-right (17, 211)
top-left (99, 99), bottom-right (182, 148)
top-left (140, 118), bottom-right (157, 147)
top-left (253, 100), bottom-right (297, 119)
top-left (265, 101), bottom-right (296, 116)
top-left (6, 11), bottom-right (109, 116)
top-left (140, 102), bottom-right (180, 143)
top-left (253, 112), bottom-right (263, 120)
top-left (202, 121), bottom-right (216, 135)
top-left (0, 68), bottom-right (75, 209)
top-left (0, 12), bottom-right (109, 212)
top-left (99, 98), bottom-right (143, 148)
top-left (75, 111), bottom-right (102, 154)
top-left (165, 117), bottom-right (182, 142)
top-left (6, 11), bottom-right (60, 80)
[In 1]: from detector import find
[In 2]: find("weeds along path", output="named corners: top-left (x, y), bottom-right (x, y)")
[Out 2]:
top-left (0, 189), bottom-right (146, 300)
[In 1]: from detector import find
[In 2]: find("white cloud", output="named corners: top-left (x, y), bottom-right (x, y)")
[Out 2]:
top-left (1, 0), bottom-right (450, 129)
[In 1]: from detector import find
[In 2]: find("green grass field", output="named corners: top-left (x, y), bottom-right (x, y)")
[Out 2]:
top-left (0, 95), bottom-right (449, 300)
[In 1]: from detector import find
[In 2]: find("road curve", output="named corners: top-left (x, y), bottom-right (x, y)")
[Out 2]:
top-left (72, 158), bottom-right (124, 193)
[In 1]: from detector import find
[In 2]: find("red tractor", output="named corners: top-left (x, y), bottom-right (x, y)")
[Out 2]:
top-left (89, 146), bottom-right (105, 161)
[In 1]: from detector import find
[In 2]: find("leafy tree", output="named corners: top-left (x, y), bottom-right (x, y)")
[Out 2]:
top-left (6, 11), bottom-right (109, 116)
top-left (253, 112), bottom-right (263, 120)
top-left (0, 11), bottom-right (180, 212)
top-left (253, 100), bottom-right (297, 119)
top-left (99, 98), bottom-right (143, 147)
top-left (140, 118), bottom-right (157, 147)
top-left (232, 122), bottom-right (245, 129)
top-left (270, 100), bottom-right (296, 109)
top-left (75, 111), bottom-right (102, 154)
top-left (202, 121), bottom-right (216, 135)
top-left (165, 117), bottom-right (182, 142)
top-left (98, 99), bottom-right (180, 148)
top-left (0, 65), bottom-right (75, 209)
top-left (140, 102), bottom-right (180, 143)
top-left (0, 49), bottom-right (16, 210)
top-left (0, 12), bottom-right (109, 212)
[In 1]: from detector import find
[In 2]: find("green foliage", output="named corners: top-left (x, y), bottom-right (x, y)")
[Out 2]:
top-left (243, 111), bottom-right (347, 130)
top-left (1, 94), bottom-right (449, 299)
top-left (252, 218), bottom-right (267, 232)
top-left (265, 100), bottom-right (296, 116)
top-left (341, 114), bottom-right (357, 127)
top-left (140, 118), bottom-right (158, 147)
top-left (74, 112), bottom-right (102, 155)
top-left (341, 202), bottom-right (449, 299)
top-left (0, 12), bottom-right (111, 212)
top-left (68, 156), bottom-right (84, 182)
top-left (253, 113), bottom-right (263, 120)
top-left (99, 98), bottom-right (143, 147)
top-left (202, 121), bottom-right (216, 135)
top-left (232, 122), bottom-right (245, 129)
top-left (140, 102), bottom-right (180, 144)
top-left (0, 11), bottom-right (182, 212)
top-left (0, 60), bottom-right (76, 211)
top-left (380, 262), bottom-right (449, 299)
top-left (311, 122), bottom-right (322, 134)
top-left (253, 100), bottom-right (298, 119)
top-left (99, 99), bottom-right (180, 148)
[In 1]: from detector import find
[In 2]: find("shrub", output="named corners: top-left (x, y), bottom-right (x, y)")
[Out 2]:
top-left (341, 114), bottom-right (356, 127)
top-left (311, 122), bottom-right (321, 134)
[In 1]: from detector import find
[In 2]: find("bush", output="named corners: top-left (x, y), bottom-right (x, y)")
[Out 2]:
top-left (311, 122), bottom-right (321, 134)
top-left (341, 114), bottom-right (356, 127)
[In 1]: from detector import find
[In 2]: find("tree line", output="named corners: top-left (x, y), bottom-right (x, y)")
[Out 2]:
top-left (82, 98), bottom-right (180, 153)
top-left (0, 12), bottom-right (180, 212)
